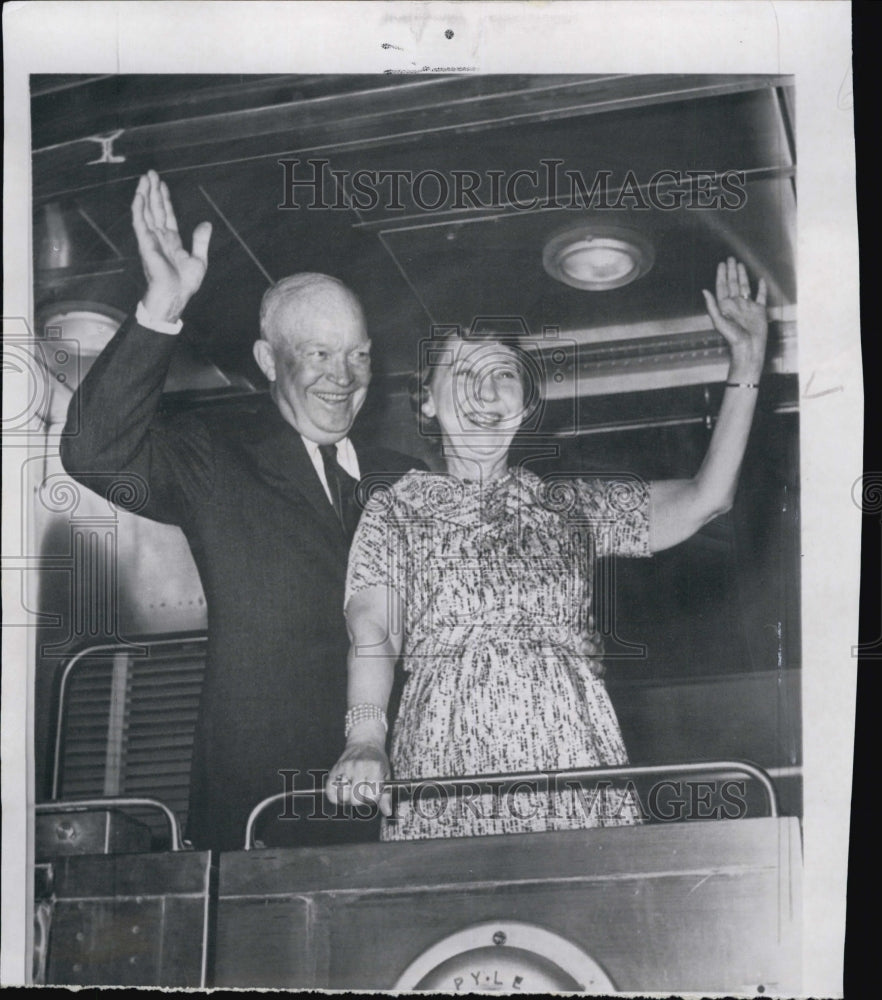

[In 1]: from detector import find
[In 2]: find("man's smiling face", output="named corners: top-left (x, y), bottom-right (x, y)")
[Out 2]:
top-left (254, 278), bottom-right (372, 444)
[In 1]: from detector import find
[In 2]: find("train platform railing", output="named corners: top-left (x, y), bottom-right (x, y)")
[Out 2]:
top-left (35, 798), bottom-right (185, 853)
top-left (44, 633), bottom-right (788, 848)
top-left (36, 637), bottom-right (799, 991)
top-left (45, 633), bottom-right (207, 852)
top-left (220, 769), bottom-right (800, 993)
top-left (243, 758), bottom-right (780, 850)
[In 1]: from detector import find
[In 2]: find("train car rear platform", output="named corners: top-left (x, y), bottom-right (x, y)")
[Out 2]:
top-left (34, 773), bottom-right (801, 993)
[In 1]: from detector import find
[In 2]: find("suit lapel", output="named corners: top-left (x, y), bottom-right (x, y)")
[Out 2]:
top-left (241, 407), bottom-right (420, 550)
top-left (243, 407), bottom-right (346, 549)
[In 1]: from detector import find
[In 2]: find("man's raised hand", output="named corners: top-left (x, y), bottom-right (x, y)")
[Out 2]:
top-left (133, 170), bottom-right (212, 324)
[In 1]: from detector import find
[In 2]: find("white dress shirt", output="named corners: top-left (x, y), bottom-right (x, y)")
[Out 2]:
top-left (300, 436), bottom-right (361, 505)
top-left (136, 300), bottom-right (184, 335)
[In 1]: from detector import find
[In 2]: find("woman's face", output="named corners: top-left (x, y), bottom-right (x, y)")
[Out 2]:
top-left (422, 339), bottom-right (527, 461)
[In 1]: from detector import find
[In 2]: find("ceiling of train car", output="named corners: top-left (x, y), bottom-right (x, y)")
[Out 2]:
top-left (31, 73), bottom-right (796, 404)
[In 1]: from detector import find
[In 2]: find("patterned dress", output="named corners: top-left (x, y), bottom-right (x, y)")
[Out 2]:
top-left (345, 466), bottom-right (652, 840)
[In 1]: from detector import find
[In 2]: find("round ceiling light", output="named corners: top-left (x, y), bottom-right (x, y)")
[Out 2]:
top-left (543, 225), bottom-right (655, 290)
top-left (38, 304), bottom-right (125, 360)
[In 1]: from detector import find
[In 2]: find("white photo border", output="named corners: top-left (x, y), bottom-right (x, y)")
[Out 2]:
top-left (3, 2), bottom-right (860, 993)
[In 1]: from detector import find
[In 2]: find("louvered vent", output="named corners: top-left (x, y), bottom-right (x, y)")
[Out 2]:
top-left (56, 635), bottom-right (207, 847)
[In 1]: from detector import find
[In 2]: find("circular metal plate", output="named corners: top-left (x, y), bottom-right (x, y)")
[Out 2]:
top-left (394, 920), bottom-right (617, 993)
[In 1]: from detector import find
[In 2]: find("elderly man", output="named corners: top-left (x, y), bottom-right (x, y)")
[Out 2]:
top-left (61, 171), bottom-right (422, 851)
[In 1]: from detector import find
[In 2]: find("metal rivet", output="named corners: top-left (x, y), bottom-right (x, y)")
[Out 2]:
top-left (492, 930), bottom-right (507, 946)
top-left (131, 925), bottom-right (140, 935)
top-left (72, 964), bottom-right (82, 973)
top-left (129, 956), bottom-right (137, 965)
top-left (75, 932), bottom-right (84, 942)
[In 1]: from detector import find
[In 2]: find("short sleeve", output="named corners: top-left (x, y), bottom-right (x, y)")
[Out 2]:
top-left (344, 491), bottom-right (406, 607)
top-left (576, 476), bottom-right (652, 558)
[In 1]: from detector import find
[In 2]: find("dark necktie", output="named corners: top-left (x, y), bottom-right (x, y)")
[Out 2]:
top-left (318, 443), bottom-right (358, 540)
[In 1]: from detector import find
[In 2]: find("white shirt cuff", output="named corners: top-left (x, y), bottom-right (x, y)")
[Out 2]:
top-left (135, 300), bottom-right (184, 335)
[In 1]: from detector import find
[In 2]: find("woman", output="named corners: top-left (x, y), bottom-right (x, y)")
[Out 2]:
top-left (327, 258), bottom-right (768, 840)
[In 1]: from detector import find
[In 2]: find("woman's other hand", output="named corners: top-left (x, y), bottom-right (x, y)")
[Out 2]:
top-left (325, 741), bottom-right (393, 817)
top-left (650, 258), bottom-right (769, 553)
top-left (577, 620), bottom-right (605, 678)
top-left (701, 257), bottom-right (768, 381)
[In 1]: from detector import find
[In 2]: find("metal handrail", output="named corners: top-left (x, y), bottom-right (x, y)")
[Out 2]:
top-left (35, 797), bottom-right (185, 852)
top-left (51, 635), bottom-right (208, 799)
top-left (243, 759), bottom-right (779, 850)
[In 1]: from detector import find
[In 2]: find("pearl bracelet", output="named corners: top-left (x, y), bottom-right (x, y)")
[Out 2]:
top-left (345, 703), bottom-right (388, 738)
top-left (725, 381), bottom-right (760, 389)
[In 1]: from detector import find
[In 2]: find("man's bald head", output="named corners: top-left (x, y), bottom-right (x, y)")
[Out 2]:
top-left (259, 273), bottom-right (365, 349)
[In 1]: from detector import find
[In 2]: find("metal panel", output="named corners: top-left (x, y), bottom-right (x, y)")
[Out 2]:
top-left (215, 816), bottom-right (801, 992)
top-left (45, 850), bottom-right (213, 988)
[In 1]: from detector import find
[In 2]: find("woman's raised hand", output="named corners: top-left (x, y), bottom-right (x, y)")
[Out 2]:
top-left (325, 741), bottom-right (393, 817)
top-left (132, 170), bottom-right (212, 323)
top-left (701, 257), bottom-right (769, 382)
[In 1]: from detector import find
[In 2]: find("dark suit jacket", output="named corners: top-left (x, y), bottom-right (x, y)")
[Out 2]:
top-left (61, 318), bottom-right (423, 852)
